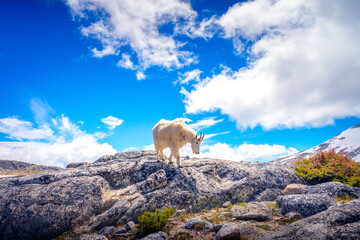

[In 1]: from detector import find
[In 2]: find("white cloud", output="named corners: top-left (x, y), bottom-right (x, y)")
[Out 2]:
top-left (136, 71), bottom-right (146, 80)
top-left (182, 0), bottom-right (360, 130)
top-left (0, 117), bottom-right (53, 141)
top-left (197, 143), bottom-right (298, 162)
top-left (29, 99), bottom-right (55, 122)
top-left (122, 147), bottom-right (137, 152)
top-left (218, 0), bottom-right (312, 40)
top-left (0, 115), bottom-right (116, 167)
top-left (188, 117), bottom-right (223, 131)
top-left (117, 53), bottom-right (135, 70)
top-left (143, 142), bottom-right (297, 162)
top-left (101, 116), bottom-right (123, 130)
top-left (67, 0), bottom-right (198, 70)
top-left (92, 45), bottom-right (118, 58)
top-left (143, 144), bottom-right (154, 151)
top-left (203, 131), bottom-right (230, 140)
top-left (94, 131), bottom-right (110, 139)
top-left (0, 99), bottom-right (117, 167)
top-left (0, 137), bottom-right (115, 168)
top-left (175, 69), bottom-right (202, 85)
top-left (175, 15), bottom-right (219, 39)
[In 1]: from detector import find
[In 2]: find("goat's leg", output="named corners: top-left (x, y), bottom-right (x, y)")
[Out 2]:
top-left (155, 148), bottom-right (160, 161)
top-left (160, 149), bottom-right (166, 160)
top-left (174, 149), bottom-right (181, 167)
top-left (168, 147), bottom-right (174, 164)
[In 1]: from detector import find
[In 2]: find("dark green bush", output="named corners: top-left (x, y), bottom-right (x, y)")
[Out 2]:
top-left (138, 207), bottom-right (174, 235)
top-left (294, 150), bottom-right (360, 187)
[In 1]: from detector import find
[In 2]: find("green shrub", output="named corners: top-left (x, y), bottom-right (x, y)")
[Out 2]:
top-left (138, 207), bottom-right (174, 235)
top-left (267, 201), bottom-right (277, 209)
top-left (294, 150), bottom-right (360, 187)
top-left (256, 224), bottom-right (270, 230)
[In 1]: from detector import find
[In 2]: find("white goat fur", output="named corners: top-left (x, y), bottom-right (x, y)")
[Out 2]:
top-left (153, 119), bottom-right (201, 166)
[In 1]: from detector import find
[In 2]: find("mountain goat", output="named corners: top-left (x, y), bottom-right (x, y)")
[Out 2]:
top-left (153, 119), bottom-right (204, 167)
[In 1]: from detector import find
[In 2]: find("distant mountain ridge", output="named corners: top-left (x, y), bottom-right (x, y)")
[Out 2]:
top-left (275, 124), bottom-right (360, 164)
top-left (0, 159), bottom-right (61, 177)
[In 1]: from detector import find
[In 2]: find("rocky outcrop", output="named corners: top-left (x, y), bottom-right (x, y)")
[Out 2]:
top-left (0, 176), bottom-right (108, 240)
top-left (231, 202), bottom-right (273, 221)
top-left (216, 223), bottom-right (240, 240)
top-left (66, 162), bottom-right (91, 168)
top-left (300, 181), bottom-right (360, 198)
top-left (0, 159), bottom-right (61, 175)
top-left (0, 159), bottom-right (37, 170)
top-left (0, 150), bottom-right (304, 239)
top-left (182, 218), bottom-right (213, 231)
top-left (253, 188), bottom-right (283, 201)
top-left (285, 212), bottom-right (302, 221)
top-left (282, 184), bottom-right (307, 195)
top-left (258, 199), bottom-right (360, 240)
top-left (222, 201), bottom-right (232, 208)
top-left (98, 226), bottom-right (117, 235)
top-left (140, 231), bottom-right (167, 240)
top-left (276, 194), bottom-right (339, 217)
top-left (79, 234), bottom-right (108, 240)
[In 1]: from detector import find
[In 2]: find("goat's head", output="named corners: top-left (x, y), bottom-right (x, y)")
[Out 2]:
top-left (191, 133), bottom-right (204, 154)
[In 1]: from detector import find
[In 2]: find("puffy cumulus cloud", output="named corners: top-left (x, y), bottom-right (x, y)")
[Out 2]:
top-left (143, 142), bottom-right (297, 162)
top-left (174, 69), bottom-right (202, 85)
top-left (101, 116), bottom-right (123, 130)
top-left (66, 0), bottom-right (200, 73)
top-left (92, 45), bottom-right (119, 58)
top-left (182, 0), bottom-right (360, 130)
top-left (0, 136), bottom-right (115, 168)
top-left (117, 53), bottom-right (135, 70)
top-left (0, 114), bottom-right (116, 168)
top-left (136, 71), bottom-right (146, 81)
top-left (197, 143), bottom-right (298, 162)
top-left (143, 144), bottom-right (155, 151)
top-left (0, 117), bottom-right (53, 141)
top-left (218, 0), bottom-right (313, 40)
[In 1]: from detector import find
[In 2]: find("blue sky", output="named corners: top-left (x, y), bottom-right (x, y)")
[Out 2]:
top-left (1, 0), bottom-right (359, 167)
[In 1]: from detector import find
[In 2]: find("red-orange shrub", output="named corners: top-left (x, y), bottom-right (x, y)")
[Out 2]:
top-left (294, 149), bottom-right (360, 187)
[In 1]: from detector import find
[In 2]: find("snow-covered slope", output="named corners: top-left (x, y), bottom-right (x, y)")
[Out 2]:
top-left (275, 124), bottom-right (360, 163)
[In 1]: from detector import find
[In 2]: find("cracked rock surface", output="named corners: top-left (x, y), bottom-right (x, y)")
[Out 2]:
top-left (276, 194), bottom-right (339, 217)
top-left (258, 199), bottom-right (360, 240)
top-left (0, 150), bottom-right (305, 239)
